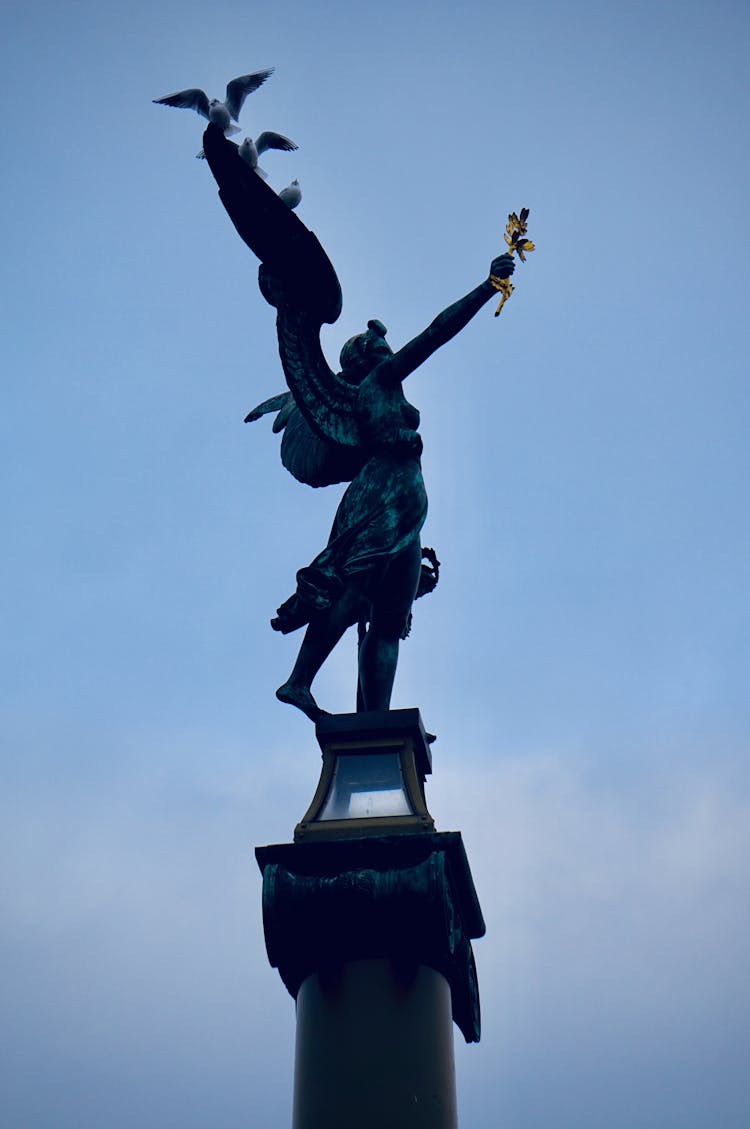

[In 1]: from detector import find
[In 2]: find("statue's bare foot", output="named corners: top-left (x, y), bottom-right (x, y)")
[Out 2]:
top-left (276, 681), bottom-right (325, 722)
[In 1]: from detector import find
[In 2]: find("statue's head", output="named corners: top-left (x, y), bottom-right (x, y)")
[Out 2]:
top-left (339, 319), bottom-right (392, 383)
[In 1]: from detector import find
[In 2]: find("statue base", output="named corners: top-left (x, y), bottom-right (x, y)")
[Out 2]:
top-left (255, 711), bottom-right (485, 1128)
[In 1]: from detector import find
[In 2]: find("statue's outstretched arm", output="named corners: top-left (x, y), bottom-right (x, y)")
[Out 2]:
top-left (387, 253), bottom-right (515, 383)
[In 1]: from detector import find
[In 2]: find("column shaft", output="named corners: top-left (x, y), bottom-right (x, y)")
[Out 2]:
top-left (293, 957), bottom-right (457, 1129)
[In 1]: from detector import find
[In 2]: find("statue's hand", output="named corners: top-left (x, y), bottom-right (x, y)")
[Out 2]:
top-left (489, 253), bottom-right (515, 280)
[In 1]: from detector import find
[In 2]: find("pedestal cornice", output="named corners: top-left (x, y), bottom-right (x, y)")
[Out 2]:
top-left (256, 831), bottom-right (485, 1042)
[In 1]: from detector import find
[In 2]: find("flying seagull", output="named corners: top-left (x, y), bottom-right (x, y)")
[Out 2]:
top-left (278, 179), bottom-right (302, 209)
top-left (153, 69), bottom-right (274, 136)
top-left (238, 132), bottom-right (298, 178)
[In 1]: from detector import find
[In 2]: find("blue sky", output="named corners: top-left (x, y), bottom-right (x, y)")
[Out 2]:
top-left (2, 1), bottom-right (749, 1126)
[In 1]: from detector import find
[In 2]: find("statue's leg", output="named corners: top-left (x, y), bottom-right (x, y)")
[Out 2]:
top-left (358, 540), bottom-right (421, 711)
top-left (276, 588), bottom-right (363, 719)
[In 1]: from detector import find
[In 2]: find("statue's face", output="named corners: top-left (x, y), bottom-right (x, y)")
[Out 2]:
top-left (365, 333), bottom-right (393, 363)
top-left (340, 324), bottom-right (392, 382)
top-left (362, 320), bottom-right (393, 365)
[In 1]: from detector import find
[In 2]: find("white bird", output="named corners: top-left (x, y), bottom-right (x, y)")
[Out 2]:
top-left (153, 69), bottom-right (274, 137)
top-left (239, 132), bottom-right (298, 179)
top-left (278, 179), bottom-right (302, 209)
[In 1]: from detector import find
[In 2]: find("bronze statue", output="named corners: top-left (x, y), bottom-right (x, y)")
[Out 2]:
top-left (200, 123), bottom-right (518, 721)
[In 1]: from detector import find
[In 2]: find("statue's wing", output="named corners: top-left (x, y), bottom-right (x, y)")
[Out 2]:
top-left (245, 390), bottom-right (366, 488)
top-left (263, 271), bottom-right (361, 450)
top-left (280, 405), bottom-right (366, 487)
top-left (202, 123), bottom-right (365, 460)
top-left (243, 391), bottom-right (292, 425)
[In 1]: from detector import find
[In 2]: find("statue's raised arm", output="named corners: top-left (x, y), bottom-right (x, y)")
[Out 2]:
top-left (386, 253), bottom-right (516, 385)
top-left (202, 122), bottom-right (517, 721)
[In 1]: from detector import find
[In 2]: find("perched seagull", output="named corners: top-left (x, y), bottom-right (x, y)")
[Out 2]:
top-left (238, 132), bottom-right (298, 179)
top-left (153, 69), bottom-right (274, 137)
top-left (278, 179), bottom-right (302, 209)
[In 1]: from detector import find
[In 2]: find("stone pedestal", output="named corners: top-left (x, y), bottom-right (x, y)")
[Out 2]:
top-left (255, 711), bottom-right (485, 1129)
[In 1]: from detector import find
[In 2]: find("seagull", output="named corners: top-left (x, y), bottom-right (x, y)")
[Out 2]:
top-left (239, 132), bottom-right (298, 179)
top-left (278, 179), bottom-right (301, 209)
top-left (153, 69), bottom-right (274, 137)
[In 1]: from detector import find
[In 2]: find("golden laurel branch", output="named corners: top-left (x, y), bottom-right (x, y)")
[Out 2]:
top-left (489, 207), bottom-right (535, 317)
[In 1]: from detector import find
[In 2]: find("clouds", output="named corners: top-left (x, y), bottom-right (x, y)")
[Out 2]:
top-left (436, 755), bottom-right (750, 1128)
top-left (1, 739), bottom-right (299, 1128)
top-left (1, 0), bottom-right (748, 1125)
top-left (2, 738), bottom-right (747, 1128)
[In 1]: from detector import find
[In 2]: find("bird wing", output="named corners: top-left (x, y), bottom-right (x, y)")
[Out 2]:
top-left (255, 131), bottom-right (298, 155)
top-left (153, 87), bottom-right (210, 118)
top-left (224, 69), bottom-right (274, 120)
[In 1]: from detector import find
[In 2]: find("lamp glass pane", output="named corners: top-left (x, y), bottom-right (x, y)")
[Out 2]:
top-left (319, 752), bottom-right (412, 820)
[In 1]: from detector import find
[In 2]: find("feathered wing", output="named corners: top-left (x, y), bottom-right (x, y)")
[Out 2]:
top-left (280, 406), bottom-right (366, 487)
top-left (202, 124), bottom-right (366, 485)
top-left (154, 88), bottom-right (210, 118)
top-left (224, 69), bottom-right (274, 119)
top-left (257, 264), bottom-right (365, 456)
top-left (245, 382), bottom-right (366, 488)
top-left (255, 131), bottom-right (298, 154)
top-left (243, 391), bottom-right (292, 424)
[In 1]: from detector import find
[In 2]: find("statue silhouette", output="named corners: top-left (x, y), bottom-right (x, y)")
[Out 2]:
top-left (203, 123), bottom-right (514, 720)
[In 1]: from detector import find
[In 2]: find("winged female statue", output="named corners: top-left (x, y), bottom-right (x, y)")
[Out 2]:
top-left (202, 123), bottom-right (515, 722)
